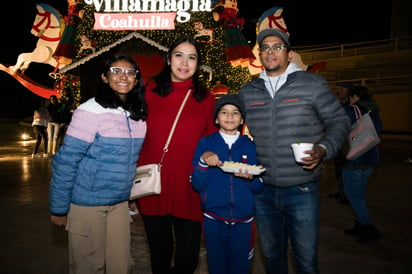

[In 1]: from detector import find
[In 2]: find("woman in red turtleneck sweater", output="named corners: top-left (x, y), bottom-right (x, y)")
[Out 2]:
top-left (133, 37), bottom-right (216, 274)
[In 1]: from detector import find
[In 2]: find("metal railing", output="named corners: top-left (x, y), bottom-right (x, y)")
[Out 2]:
top-left (295, 36), bottom-right (412, 94)
top-left (296, 36), bottom-right (412, 63)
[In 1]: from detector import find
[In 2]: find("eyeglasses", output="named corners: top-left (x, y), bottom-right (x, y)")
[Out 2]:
top-left (259, 43), bottom-right (287, 53)
top-left (109, 67), bottom-right (138, 77)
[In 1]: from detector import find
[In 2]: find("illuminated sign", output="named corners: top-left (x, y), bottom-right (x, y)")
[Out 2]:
top-left (84, 0), bottom-right (213, 30)
top-left (94, 13), bottom-right (176, 30)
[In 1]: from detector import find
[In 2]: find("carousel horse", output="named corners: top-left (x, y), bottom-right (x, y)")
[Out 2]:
top-left (193, 21), bottom-right (214, 41)
top-left (248, 7), bottom-right (322, 75)
top-left (78, 35), bottom-right (96, 55)
top-left (9, 3), bottom-right (64, 74)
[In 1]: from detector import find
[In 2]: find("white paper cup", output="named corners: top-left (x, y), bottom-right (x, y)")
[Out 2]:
top-left (291, 143), bottom-right (314, 163)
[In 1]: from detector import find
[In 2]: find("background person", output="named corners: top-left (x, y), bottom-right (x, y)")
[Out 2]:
top-left (46, 95), bottom-right (64, 155)
top-left (335, 82), bottom-right (353, 106)
top-left (31, 99), bottom-right (51, 158)
top-left (132, 37), bottom-right (216, 274)
top-left (49, 54), bottom-right (147, 273)
top-left (55, 89), bottom-right (75, 150)
top-left (190, 94), bottom-right (263, 274)
top-left (239, 28), bottom-right (351, 273)
top-left (342, 85), bottom-right (382, 244)
top-left (329, 82), bottom-right (354, 203)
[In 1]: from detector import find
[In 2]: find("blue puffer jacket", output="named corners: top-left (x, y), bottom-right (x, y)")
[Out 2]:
top-left (49, 98), bottom-right (146, 215)
top-left (190, 132), bottom-right (263, 222)
top-left (239, 68), bottom-right (351, 187)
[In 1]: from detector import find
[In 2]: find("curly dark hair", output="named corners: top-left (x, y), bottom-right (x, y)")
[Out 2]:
top-left (150, 37), bottom-right (208, 102)
top-left (95, 54), bottom-right (147, 121)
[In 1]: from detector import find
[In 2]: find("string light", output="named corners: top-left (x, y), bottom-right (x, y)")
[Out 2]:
top-left (65, 5), bottom-right (252, 100)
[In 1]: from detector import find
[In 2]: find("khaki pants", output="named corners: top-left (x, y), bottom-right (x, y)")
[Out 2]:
top-left (67, 202), bottom-right (131, 274)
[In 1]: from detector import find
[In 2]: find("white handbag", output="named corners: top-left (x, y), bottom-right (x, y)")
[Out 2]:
top-left (130, 89), bottom-right (192, 199)
top-left (130, 164), bottom-right (161, 199)
top-left (345, 105), bottom-right (380, 160)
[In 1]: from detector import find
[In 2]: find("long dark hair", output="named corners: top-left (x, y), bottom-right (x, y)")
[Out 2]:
top-left (95, 54), bottom-right (147, 121)
top-left (151, 37), bottom-right (208, 102)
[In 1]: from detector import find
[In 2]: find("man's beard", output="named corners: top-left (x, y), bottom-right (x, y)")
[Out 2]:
top-left (264, 64), bottom-right (281, 74)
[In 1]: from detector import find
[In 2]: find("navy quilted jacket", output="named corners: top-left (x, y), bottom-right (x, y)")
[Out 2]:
top-left (239, 70), bottom-right (351, 187)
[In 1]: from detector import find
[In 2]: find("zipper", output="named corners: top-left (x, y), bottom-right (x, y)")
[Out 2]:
top-left (124, 110), bottom-right (133, 175)
top-left (228, 148), bottom-right (234, 220)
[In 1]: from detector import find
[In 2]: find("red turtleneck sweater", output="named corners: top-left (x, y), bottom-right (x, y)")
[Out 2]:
top-left (137, 79), bottom-right (216, 222)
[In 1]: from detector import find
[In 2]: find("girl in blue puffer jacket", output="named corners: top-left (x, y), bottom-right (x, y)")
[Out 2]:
top-left (49, 54), bottom-right (147, 273)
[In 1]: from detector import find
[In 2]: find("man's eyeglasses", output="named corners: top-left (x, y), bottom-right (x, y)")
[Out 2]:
top-left (109, 67), bottom-right (138, 77)
top-left (259, 43), bottom-right (287, 53)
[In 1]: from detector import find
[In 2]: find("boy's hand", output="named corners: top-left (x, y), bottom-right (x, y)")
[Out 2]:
top-left (129, 201), bottom-right (140, 216)
top-left (201, 151), bottom-right (222, 167)
top-left (233, 169), bottom-right (254, 179)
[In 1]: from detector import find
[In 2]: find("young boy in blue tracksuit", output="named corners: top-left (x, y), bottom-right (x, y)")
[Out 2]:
top-left (190, 94), bottom-right (263, 274)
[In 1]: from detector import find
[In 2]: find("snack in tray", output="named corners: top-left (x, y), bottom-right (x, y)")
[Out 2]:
top-left (220, 161), bottom-right (265, 175)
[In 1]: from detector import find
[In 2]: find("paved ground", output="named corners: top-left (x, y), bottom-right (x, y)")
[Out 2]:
top-left (1, 121), bottom-right (411, 274)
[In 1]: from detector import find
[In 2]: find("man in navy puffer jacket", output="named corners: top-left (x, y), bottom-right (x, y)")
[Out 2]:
top-left (239, 28), bottom-right (351, 274)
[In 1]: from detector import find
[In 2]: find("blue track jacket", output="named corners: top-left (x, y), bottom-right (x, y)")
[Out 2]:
top-left (190, 132), bottom-right (263, 222)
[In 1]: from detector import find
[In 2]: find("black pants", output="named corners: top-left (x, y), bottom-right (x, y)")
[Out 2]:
top-left (141, 214), bottom-right (202, 274)
top-left (32, 125), bottom-right (48, 154)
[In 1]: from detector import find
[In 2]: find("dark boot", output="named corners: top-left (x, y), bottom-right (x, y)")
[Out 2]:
top-left (357, 223), bottom-right (381, 244)
top-left (339, 196), bottom-right (349, 204)
top-left (344, 221), bottom-right (362, 237)
top-left (329, 192), bottom-right (342, 199)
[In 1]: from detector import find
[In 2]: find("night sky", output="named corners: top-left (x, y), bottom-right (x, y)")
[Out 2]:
top-left (0, 0), bottom-right (393, 119)
top-left (237, 0), bottom-right (392, 46)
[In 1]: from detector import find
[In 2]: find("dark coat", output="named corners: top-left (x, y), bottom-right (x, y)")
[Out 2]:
top-left (239, 71), bottom-right (351, 187)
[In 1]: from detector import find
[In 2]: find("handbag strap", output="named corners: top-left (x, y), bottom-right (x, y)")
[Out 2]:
top-left (158, 88), bottom-right (192, 166)
top-left (352, 105), bottom-right (362, 120)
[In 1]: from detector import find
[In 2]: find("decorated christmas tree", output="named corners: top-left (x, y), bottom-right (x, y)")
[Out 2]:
top-left (64, 3), bottom-right (252, 100)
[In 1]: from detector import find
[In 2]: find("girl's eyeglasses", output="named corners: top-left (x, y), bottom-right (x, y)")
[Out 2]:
top-left (109, 67), bottom-right (138, 77)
